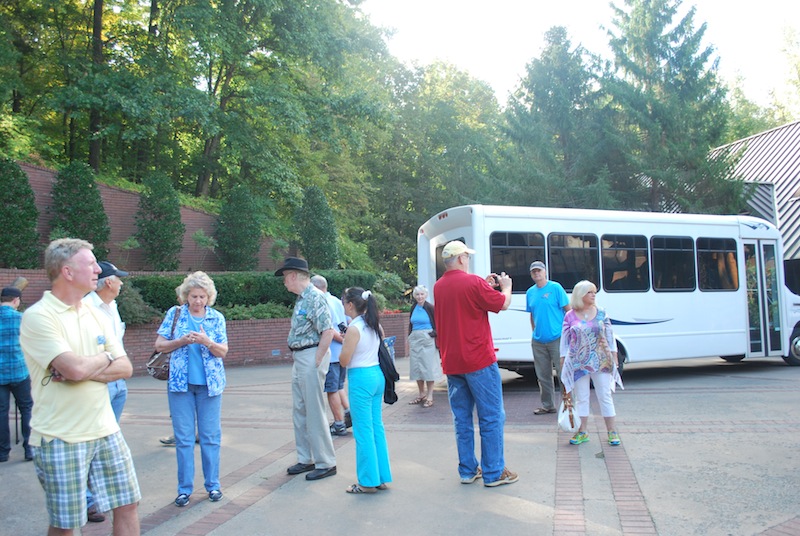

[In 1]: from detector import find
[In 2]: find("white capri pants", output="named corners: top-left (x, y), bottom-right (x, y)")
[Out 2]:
top-left (573, 371), bottom-right (616, 418)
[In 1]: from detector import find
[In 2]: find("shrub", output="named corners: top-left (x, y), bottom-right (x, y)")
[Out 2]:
top-left (135, 172), bottom-right (184, 271)
top-left (49, 162), bottom-right (110, 258)
top-left (128, 270), bottom-right (378, 315)
top-left (216, 185), bottom-right (262, 271)
top-left (295, 185), bottom-right (338, 269)
top-left (215, 303), bottom-right (293, 320)
top-left (0, 158), bottom-right (39, 268)
top-left (117, 283), bottom-right (163, 325)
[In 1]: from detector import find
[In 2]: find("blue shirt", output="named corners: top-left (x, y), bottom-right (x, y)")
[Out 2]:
top-left (324, 292), bottom-right (347, 363)
top-left (0, 305), bottom-right (28, 384)
top-left (158, 304), bottom-right (227, 396)
top-left (410, 305), bottom-right (433, 331)
top-left (525, 280), bottom-right (569, 343)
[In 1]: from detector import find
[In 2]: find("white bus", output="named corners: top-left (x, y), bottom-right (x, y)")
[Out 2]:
top-left (417, 204), bottom-right (800, 376)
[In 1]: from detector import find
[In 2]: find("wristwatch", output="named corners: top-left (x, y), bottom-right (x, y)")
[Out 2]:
top-left (104, 351), bottom-right (116, 363)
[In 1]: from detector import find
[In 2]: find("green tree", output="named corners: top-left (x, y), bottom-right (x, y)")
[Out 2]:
top-left (296, 185), bottom-right (338, 269)
top-left (503, 26), bottom-right (620, 209)
top-left (363, 62), bottom-right (503, 280)
top-left (49, 161), bottom-right (110, 257)
top-left (216, 184), bottom-right (262, 271)
top-left (607, 0), bottom-right (744, 213)
top-left (135, 171), bottom-right (184, 270)
top-left (0, 158), bottom-right (39, 268)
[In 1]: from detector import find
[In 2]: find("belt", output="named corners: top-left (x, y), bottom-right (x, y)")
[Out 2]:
top-left (289, 343), bottom-right (319, 352)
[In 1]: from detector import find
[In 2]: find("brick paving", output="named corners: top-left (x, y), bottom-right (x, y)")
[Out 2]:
top-left (9, 360), bottom-right (800, 535)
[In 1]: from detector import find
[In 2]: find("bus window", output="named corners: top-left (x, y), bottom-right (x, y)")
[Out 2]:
top-left (602, 234), bottom-right (650, 292)
top-left (697, 237), bottom-right (738, 291)
top-left (651, 236), bottom-right (696, 291)
top-left (490, 232), bottom-right (545, 293)
top-left (548, 233), bottom-right (599, 292)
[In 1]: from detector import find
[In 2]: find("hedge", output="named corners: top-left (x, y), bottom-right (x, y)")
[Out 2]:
top-left (129, 269), bottom-right (379, 314)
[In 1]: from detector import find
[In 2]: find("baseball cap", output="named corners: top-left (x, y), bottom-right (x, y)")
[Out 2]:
top-left (441, 240), bottom-right (476, 259)
top-left (98, 261), bottom-right (129, 279)
top-left (529, 261), bottom-right (546, 271)
top-left (1, 287), bottom-right (21, 298)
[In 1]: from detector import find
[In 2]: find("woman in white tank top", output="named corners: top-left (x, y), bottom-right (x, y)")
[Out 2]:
top-left (339, 287), bottom-right (393, 494)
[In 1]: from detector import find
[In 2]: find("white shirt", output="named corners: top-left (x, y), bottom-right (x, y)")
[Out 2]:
top-left (347, 316), bottom-right (380, 369)
top-left (83, 291), bottom-right (126, 352)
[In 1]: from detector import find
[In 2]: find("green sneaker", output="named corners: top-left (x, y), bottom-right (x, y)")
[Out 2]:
top-left (569, 431), bottom-right (589, 445)
top-left (608, 431), bottom-right (621, 446)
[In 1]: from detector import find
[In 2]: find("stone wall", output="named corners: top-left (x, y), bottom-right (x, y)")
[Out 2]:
top-left (18, 161), bottom-right (281, 272)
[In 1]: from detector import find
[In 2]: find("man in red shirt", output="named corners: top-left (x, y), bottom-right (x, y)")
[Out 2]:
top-left (433, 240), bottom-right (518, 487)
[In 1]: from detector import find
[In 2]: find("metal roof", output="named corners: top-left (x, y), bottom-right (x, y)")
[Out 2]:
top-left (713, 120), bottom-right (800, 258)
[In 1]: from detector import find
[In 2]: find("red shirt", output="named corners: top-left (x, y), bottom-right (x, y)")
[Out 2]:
top-left (433, 269), bottom-right (506, 375)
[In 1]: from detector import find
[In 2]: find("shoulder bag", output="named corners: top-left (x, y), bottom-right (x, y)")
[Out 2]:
top-left (146, 307), bottom-right (181, 380)
top-left (378, 335), bottom-right (400, 404)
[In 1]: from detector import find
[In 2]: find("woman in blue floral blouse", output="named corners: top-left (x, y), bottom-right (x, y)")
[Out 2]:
top-left (155, 271), bottom-right (228, 507)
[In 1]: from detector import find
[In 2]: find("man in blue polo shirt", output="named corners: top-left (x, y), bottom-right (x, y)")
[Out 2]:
top-left (525, 261), bottom-right (570, 415)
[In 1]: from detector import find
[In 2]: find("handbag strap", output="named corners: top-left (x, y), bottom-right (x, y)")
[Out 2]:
top-left (169, 306), bottom-right (181, 338)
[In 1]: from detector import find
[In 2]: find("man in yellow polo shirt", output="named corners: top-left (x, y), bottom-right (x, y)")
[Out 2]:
top-left (20, 238), bottom-right (141, 535)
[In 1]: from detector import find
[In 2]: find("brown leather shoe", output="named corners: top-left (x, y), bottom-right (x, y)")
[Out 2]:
top-left (87, 505), bottom-right (106, 523)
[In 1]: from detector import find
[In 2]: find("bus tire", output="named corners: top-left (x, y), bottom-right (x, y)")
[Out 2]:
top-left (784, 329), bottom-right (800, 365)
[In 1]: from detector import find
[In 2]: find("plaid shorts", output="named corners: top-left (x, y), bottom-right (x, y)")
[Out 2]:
top-left (33, 431), bottom-right (141, 529)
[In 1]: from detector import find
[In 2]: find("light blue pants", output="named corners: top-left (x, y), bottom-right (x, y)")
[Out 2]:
top-left (168, 384), bottom-right (222, 495)
top-left (348, 365), bottom-right (392, 487)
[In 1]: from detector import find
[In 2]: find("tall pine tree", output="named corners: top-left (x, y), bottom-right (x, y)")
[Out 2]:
top-left (606, 0), bottom-right (746, 213)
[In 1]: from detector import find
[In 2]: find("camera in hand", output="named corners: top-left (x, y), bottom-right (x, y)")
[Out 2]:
top-left (338, 322), bottom-right (347, 334)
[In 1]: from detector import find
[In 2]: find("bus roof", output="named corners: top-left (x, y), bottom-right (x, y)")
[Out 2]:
top-left (419, 204), bottom-right (775, 236)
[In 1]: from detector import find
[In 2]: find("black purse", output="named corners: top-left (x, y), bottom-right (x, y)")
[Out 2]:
top-left (146, 307), bottom-right (181, 380)
top-left (378, 336), bottom-right (400, 404)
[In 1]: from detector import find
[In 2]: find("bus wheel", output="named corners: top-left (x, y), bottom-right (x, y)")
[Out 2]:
top-left (617, 348), bottom-right (625, 377)
top-left (721, 355), bottom-right (745, 363)
top-left (783, 330), bottom-right (800, 365)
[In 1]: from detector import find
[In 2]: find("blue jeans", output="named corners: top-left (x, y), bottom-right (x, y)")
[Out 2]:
top-left (447, 363), bottom-right (506, 482)
top-left (168, 384), bottom-right (222, 495)
top-left (108, 379), bottom-right (128, 422)
top-left (348, 366), bottom-right (392, 487)
top-left (0, 377), bottom-right (33, 456)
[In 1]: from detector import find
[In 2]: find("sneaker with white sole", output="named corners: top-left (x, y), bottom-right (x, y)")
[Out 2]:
top-left (569, 431), bottom-right (589, 445)
top-left (608, 431), bottom-right (621, 446)
top-left (460, 467), bottom-right (482, 484)
top-left (484, 467), bottom-right (519, 487)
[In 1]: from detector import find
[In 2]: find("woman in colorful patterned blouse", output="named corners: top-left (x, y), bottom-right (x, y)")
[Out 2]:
top-left (559, 280), bottom-right (623, 447)
top-left (155, 271), bottom-right (228, 507)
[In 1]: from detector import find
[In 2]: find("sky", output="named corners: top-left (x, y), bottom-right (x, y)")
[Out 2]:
top-left (359, 0), bottom-right (799, 108)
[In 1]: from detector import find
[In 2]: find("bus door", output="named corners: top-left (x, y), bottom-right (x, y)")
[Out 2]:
top-left (744, 241), bottom-right (782, 356)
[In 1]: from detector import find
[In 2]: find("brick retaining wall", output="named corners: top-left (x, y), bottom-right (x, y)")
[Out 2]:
top-left (124, 313), bottom-right (408, 377)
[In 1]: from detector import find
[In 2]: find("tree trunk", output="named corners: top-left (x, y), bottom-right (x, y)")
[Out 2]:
top-left (88, 0), bottom-right (104, 171)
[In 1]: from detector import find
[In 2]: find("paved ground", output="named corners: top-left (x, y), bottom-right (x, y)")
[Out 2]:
top-left (3, 356), bottom-right (800, 535)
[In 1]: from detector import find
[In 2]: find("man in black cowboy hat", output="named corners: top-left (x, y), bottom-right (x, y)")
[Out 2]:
top-left (276, 257), bottom-right (337, 481)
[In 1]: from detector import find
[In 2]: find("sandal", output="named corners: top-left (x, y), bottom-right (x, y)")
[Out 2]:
top-left (346, 484), bottom-right (377, 494)
top-left (422, 398), bottom-right (434, 408)
top-left (408, 396), bottom-right (427, 405)
top-left (376, 484), bottom-right (388, 490)
top-left (534, 407), bottom-right (557, 415)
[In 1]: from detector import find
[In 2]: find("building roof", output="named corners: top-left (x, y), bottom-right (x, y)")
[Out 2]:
top-left (713, 120), bottom-right (800, 258)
